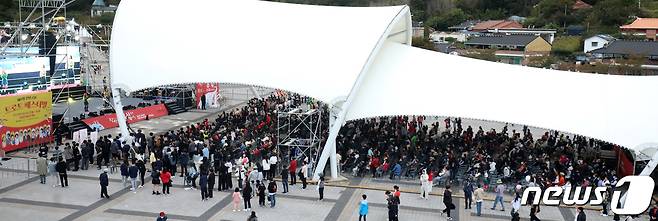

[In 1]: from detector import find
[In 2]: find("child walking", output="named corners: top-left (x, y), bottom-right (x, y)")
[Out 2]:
top-left (232, 188), bottom-right (241, 212)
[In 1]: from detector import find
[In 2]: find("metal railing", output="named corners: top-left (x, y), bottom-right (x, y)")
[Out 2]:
top-left (0, 156), bottom-right (37, 188)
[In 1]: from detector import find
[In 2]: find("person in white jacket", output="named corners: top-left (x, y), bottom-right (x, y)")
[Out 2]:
top-left (301, 161), bottom-right (308, 189)
top-left (262, 159), bottom-right (270, 181)
top-left (420, 169), bottom-right (431, 199)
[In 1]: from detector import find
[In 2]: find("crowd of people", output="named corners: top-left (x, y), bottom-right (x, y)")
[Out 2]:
top-left (28, 90), bottom-right (649, 221)
top-left (34, 93), bottom-right (323, 220)
top-left (337, 115), bottom-right (640, 220)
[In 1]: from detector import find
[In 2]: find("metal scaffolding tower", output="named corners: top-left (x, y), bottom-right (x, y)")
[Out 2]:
top-left (1, 0), bottom-right (70, 56)
top-left (276, 106), bottom-right (323, 175)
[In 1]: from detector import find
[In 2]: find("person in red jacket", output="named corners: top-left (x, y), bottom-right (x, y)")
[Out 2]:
top-left (370, 157), bottom-right (380, 177)
top-left (289, 159), bottom-right (297, 185)
top-left (160, 169), bottom-right (172, 195)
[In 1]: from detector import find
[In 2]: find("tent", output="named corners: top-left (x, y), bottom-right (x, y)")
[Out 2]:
top-left (111, 0), bottom-right (658, 179)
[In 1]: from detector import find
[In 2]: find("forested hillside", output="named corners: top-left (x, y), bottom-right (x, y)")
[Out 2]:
top-left (0, 0), bottom-right (653, 35)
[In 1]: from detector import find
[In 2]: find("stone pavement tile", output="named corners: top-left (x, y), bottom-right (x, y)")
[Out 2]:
top-left (354, 206), bottom-right (448, 221)
top-left (105, 208), bottom-right (197, 220)
top-left (283, 184), bottom-right (344, 200)
top-left (0, 197), bottom-right (86, 210)
top-left (365, 178), bottom-right (443, 196)
top-left (357, 188), bottom-right (444, 210)
top-left (579, 208), bottom-right (647, 221)
top-left (87, 212), bottom-right (190, 221)
top-left (0, 173), bottom-right (35, 191)
top-left (209, 196), bottom-right (335, 221)
top-left (0, 201), bottom-right (76, 221)
top-left (109, 187), bottom-right (231, 217)
top-left (0, 177), bottom-right (124, 207)
top-left (60, 167), bottom-right (128, 180)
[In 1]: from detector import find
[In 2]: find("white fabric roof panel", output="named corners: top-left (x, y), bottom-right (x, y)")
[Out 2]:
top-left (111, 0), bottom-right (658, 149)
top-left (347, 41), bottom-right (658, 149)
top-left (110, 0), bottom-right (408, 103)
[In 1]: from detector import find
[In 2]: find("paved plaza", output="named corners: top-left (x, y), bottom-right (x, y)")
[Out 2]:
top-left (0, 85), bottom-right (646, 221)
top-left (0, 156), bottom-right (637, 221)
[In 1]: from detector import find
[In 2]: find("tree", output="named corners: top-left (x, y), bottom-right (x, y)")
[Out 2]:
top-left (409, 0), bottom-right (428, 22)
top-left (527, 0), bottom-right (577, 28)
top-left (0, 0), bottom-right (17, 21)
top-left (586, 0), bottom-right (638, 26)
top-left (97, 13), bottom-right (115, 24)
top-left (426, 8), bottom-right (469, 31)
top-left (412, 36), bottom-right (435, 50)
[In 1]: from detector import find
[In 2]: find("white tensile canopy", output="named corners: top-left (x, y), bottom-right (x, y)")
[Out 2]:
top-left (111, 0), bottom-right (658, 180)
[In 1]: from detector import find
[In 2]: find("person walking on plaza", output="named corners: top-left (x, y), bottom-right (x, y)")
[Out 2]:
top-left (576, 207), bottom-right (586, 221)
top-left (37, 154), bottom-right (48, 184)
top-left (232, 188), bottom-right (241, 212)
top-left (257, 180), bottom-right (266, 207)
top-left (161, 169), bottom-right (172, 195)
top-left (530, 205), bottom-right (541, 221)
top-left (200, 173), bottom-right (209, 201)
top-left (269, 154), bottom-right (277, 181)
top-left (474, 184), bottom-right (485, 216)
top-left (492, 179), bottom-right (506, 211)
top-left (385, 191), bottom-right (399, 221)
top-left (137, 159), bottom-right (146, 188)
top-left (463, 179), bottom-right (474, 209)
top-left (393, 185), bottom-right (401, 200)
top-left (129, 161), bottom-right (139, 192)
top-left (207, 169), bottom-right (215, 198)
top-left (511, 194), bottom-right (522, 221)
top-left (300, 161), bottom-right (308, 189)
top-left (81, 141), bottom-right (91, 170)
top-left (289, 159), bottom-right (297, 185)
top-left (243, 183), bottom-right (253, 211)
top-left (48, 157), bottom-right (58, 186)
top-left (280, 165), bottom-right (289, 193)
top-left (262, 158), bottom-right (270, 182)
top-left (268, 179), bottom-right (277, 208)
top-left (649, 204), bottom-right (658, 221)
top-left (359, 194), bottom-right (368, 221)
top-left (317, 176), bottom-right (326, 201)
top-left (63, 144), bottom-right (74, 170)
top-left (99, 168), bottom-right (110, 198)
top-left (56, 157), bottom-right (68, 187)
top-left (151, 169), bottom-right (161, 195)
top-left (72, 143), bottom-right (81, 171)
top-left (247, 211), bottom-right (258, 221)
top-left (157, 211), bottom-right (167, 221)
top-left (120, 161), bottom-right (129, 188)
top-left (441, 185), bottom-right (454, 220)
top-left (419, 169), bottom-right (430, 199)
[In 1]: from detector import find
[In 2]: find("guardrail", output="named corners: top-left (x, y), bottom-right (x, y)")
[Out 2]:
top-left (0, 156), bottom-right (36, 188)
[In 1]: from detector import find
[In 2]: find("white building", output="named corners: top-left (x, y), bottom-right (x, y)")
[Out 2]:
top-left (584, 34), bottom-right (615, 53)
top-left (429, 31), bottom-right (467, 43)
top-left (91, 0), bottom-right (117, 17)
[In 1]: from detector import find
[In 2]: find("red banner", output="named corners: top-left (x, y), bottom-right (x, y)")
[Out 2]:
top-left (196, 83), bottom-right (220, 109)
top-left (1, 91), bottom-right (53, 152)
top-left (615, 146), bottom-right (635, 176)
top-left (82, 104), bottom-right (169, 131)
